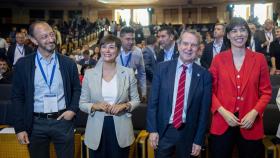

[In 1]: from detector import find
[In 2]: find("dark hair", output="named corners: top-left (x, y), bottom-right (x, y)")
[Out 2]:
top-left (120, 27), bottom-right (135, 37)
top-left (83, 50), bottom-right (90, 55)
top-left (146, 35), bottom-right (157, 45)
top-left (99, 35), bottom-right (122, 51)
top-left (224, 17), bottom-right (251, 48)
top-left (80, 64), bottom-right (92, 76)
top-left (158, 25), bottom-right (175, 36)
top-left (29, 21), bottom-right (48, 37)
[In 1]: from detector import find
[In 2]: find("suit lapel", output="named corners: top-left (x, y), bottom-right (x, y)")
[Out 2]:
top-left (187, 63), bottom-right (201, 110)
top-left (115, 64), bottom-right (126, 103)
top-left (240, 50), bottom-right (255, 94)
top-left (56, 53), bottom-right (68, 100)
top-left (92, 62), bottom-right (104, 102)
top-left (223, 50), bottom-right (237, 88)
top-left (167, 60), bottom-right (178, 109)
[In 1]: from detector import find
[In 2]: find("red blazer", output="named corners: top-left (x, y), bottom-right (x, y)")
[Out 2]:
top-left (209, 49), bottom-right (272, 140)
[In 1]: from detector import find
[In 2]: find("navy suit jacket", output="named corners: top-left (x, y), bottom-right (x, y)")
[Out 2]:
top-left (7, 44), bottom-right (33, 67)
top-left (146, 60), bottom-right (212, 147)
top-left (200, 41), bottom-right (228, 69)
top-left (143, 46), bottom-right (157, 82)
top-left (12, 52), bottom-right (81, 134)
top-left (156, 43), bottom-right (179, 62)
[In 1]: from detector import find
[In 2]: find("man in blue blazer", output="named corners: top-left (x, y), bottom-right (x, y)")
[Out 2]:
top-left (146, 30), bottom-right (212, 158)
top-left (12, 21), bottom-right (81, 158)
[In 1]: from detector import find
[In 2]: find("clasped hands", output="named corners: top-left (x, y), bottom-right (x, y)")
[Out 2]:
top-left (218, 107), bottom-right (258, 129)
top-left (91, 102), bottom-right (129, 115)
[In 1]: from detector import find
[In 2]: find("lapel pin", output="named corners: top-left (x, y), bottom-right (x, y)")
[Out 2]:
top-left (197, 73), bottom-right (200, 77)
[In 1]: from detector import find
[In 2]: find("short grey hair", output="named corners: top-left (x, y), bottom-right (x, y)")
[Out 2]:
top-left (177, 29), bottom-right (202, 45)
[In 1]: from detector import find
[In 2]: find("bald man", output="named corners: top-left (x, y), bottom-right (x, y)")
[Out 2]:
top-left (12, 21), bottom-right (81, 158)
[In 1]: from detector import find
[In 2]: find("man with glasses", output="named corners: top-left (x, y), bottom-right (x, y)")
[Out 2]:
top-left (12, 21), bottom-right (81, 158)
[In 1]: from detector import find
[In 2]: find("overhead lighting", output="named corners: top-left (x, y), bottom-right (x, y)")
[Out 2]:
top-left (97, 0), bottom-right (158, 5)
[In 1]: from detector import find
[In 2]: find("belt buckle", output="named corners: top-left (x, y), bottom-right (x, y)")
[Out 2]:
top-left (46, 113), bottom-right (53, 119)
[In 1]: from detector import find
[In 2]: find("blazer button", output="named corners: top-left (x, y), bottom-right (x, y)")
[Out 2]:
top-left (237, 96), bottom-right (240, 100)
top-left (240, 97), bottom-right (244, 101)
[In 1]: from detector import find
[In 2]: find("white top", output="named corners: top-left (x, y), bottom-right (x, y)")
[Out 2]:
top-left (169, 58), bottom-right (193, 123)
top-left (102, 74), bottom-right (118, 105)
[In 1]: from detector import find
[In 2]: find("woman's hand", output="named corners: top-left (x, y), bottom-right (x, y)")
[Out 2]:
top-left (91, 102), bottom-right (110, 112)
top-left (107, 103), bottom-right (129, 115)
top-left (240, 109), bottom-right (258, 129)
top-left (218, 107), bottom-right (241, 127)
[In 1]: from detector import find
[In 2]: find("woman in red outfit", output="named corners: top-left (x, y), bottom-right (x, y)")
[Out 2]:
top-left (209, 17), bottom-right (272, 158)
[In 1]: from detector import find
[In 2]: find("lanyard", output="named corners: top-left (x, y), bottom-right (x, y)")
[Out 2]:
top-left (120, 53), bottom-right (132, 67)
top-left (36, 54), bottom-right (57, 91)
top-left (17, 46), bottom-right (24, 55)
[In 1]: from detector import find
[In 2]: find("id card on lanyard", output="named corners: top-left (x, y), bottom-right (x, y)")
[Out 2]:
top-left (36, 54), bottom-right (58, 113)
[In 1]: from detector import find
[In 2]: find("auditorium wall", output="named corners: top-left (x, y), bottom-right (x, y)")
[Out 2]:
top-left (0, 1), bottom-right (279, 25)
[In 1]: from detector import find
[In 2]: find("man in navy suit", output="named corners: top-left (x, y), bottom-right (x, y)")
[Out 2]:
top-left (146, 30), bottom-right (212, 158)
top-left (143, 35), bottom-right (158, 83)
top-left (200, 23), bottom-right (228, 68)
top-left (157, 26), bottom-right (179, 62)
top-left (12, 21), bottom-right (81, 158)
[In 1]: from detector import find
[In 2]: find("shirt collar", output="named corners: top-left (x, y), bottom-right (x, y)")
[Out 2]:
top-left (16, 43), bottom-right (24, 48)
top-left (121, 47), bottom-right (132, 56)
top-left (176, 57), bottom-right (193, 72)
top-left (37, 50), bottom-right (56, 64)
top-left (164, 42), bottom-right (175, 54)
top-left (213, 39), bottom-right (223, 47)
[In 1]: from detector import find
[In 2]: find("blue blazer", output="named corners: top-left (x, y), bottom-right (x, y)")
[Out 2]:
top-left (146, 60), bottom-right (212, 147)
top-left (12, 52), bottom-right (81, 134)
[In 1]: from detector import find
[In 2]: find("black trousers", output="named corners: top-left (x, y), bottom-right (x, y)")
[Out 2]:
top-left (28, 117), bottom-right (74, 158)
top-left (210, 126), bottom-right (264, 158)
top-left (89, 116), bottom-right (130, 158)
top-left (155, 124), bottom-right (196, 158)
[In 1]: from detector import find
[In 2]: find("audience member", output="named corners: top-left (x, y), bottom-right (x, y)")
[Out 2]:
top-left (201, 23), bottom-right (228, 68)
top-left (116, 26), bottom-right (147, 102)
top-left (7, 32), bottom-right (33, 67)
top-left (269, 26), bottom-right (280, 75)
top-left (143, 35), bottom-right (158, 83)
top-left (0, 57), bottom-right (12, 84)
top-left (248, 23), bottom-right (262, 52)
top-left (157, 26), bottom-right (179, 62)
top-left (78, 50), bottom-right (97, 67)
top-left (255, 19), bottom-right (276, 65)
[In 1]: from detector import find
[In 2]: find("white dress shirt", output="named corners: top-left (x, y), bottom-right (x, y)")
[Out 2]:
top-left (169, 58), bottom-right (193, 123)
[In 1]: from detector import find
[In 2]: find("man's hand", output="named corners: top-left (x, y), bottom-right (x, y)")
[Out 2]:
top-left (57, 110), bottom-right (76, 121)
top-left (240, 109), bottom-right (258, 129)
top-left (107, 104), bottom-right (127, 115)
top-left (191, 143), bottom-right (202, 156)
top-left (16, 131), bottom-right (30, 145)
top-left (148, 132), bottom-right (159, 149)
top-left (270, 67), bottom-right (276, 75)
top-left (218, 107), bottom-right (240, 127)
top-left (91, 102), bottom-right (110, 112)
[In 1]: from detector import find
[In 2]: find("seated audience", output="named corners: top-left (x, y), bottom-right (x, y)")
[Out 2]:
top-left (78, 50), bottom-right (97, 67)
top-left (0, 57), bottom-right (12, 84)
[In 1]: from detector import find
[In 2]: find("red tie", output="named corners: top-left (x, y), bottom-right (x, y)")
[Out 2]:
top-left (173, 65), bottom-right (187, 129)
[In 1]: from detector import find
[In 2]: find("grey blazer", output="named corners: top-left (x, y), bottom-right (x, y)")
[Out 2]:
top-left (79, 61), bottom-right (140, 150)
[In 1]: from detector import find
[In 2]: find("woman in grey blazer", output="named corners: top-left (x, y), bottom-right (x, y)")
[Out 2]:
top-left (79, 35), bottom-right (140, 158)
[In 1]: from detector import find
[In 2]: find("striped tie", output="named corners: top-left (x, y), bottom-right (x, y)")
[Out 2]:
top-left (173, 65), bottom-right (187, 129)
